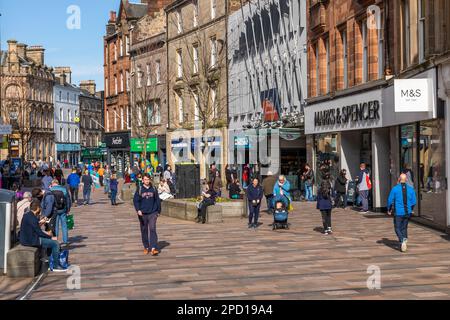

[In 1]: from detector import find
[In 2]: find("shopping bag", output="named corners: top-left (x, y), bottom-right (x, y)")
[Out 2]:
top-left (288, 203), bottom-right (294, 212)
top-left (91, 174), bottom-right (101, 188)
top-left (66, 214), bottom-right (74, 230)
top-left (49, 250), bottom-right (70, 270)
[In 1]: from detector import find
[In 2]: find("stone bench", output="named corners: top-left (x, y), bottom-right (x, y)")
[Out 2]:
top-left (7, 245), bottom-right (41, 278)
top-left (161, 199), bottom-right (245, 223)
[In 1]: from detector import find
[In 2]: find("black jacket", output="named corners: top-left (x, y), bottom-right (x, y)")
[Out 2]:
top-left (20, 211), bottom-right (51, 247)
top-left (334, 175), bottom-right (348, 193)
top-left (229, 183), bottom-right (241, 198)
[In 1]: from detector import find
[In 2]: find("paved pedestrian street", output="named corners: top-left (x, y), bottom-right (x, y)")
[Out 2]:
top-left (25, 189), bottom-right (450, 300)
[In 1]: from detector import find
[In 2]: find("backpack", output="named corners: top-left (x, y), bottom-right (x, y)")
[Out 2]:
top-left (51, 190), bottom-right (67, 211)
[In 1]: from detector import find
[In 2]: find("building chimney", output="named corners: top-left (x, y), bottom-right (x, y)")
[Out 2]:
top-left (142, 0), bottom-right (172, 17)
top-left (80, 80), bottom-right (97, 95)
top-left (7, 40), bottom-right (19, 63)
top-left (16, 43), bottom-right (27, 59)
top-left (109, 11), bottom-right (117, 23)
top-left (54, 67), bottom-right (72, 84)
top-left (58, 73), bottom-right (67, 86)
top-left (26, 46), bottom-right (45, 66)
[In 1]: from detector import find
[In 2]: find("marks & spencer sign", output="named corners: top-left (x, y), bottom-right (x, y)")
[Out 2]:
top-left (314, 101), bottom-right (380, 127)
top-left (394, 79), bottom-right (433, 112)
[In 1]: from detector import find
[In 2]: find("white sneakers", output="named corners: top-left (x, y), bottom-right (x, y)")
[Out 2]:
top-left (401, 239), bottom-right (408, 252)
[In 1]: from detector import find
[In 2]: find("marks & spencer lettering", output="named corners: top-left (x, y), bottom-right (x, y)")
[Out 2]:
top-left (314, 100), bottom-right (380, 127)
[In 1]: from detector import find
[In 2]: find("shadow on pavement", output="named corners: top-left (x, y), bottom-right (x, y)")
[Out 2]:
top-left (377, 238), bottom-right (399, 251)
top-left (441, 235), bottom-right (450, 242)
top-left (313, 227), bottom-right (325, 233)
top-left (68, 236), bottom-right (88, 244)
top-left (158, 241), bottom-right (170, 251)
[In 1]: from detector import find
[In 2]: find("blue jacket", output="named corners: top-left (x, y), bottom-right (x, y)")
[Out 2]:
top-left (41, 186), bottom-right (71, 217)
top-left (387, 183), bottom-right (417, 216)
top-left (316, 191), bottom-right (333, 210)
top-left (20, 211), bottom-right (51, 247)
top-left (246, 184), bottom-right (263, 202)
top-left (67, 173), bottom-right (80, 188)
top-left (41, 176), bottom-right (53, 191)
top-left (133, 185), bottom-right (161, 214)
top-left (273, 180), bottom-right (291, 202)
top-left (110, 179), bottom-right (119, 191)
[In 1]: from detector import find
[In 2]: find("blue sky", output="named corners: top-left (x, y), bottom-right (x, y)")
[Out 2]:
top-left (0, 0), bottom-right (130, 91)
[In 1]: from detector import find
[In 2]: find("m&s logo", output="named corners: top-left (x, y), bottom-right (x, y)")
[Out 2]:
top-left (401, 89), bottom-right (422, 99)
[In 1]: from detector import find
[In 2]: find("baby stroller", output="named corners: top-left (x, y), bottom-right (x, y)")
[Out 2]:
top-left (272, 200), bottom-right (289, 230)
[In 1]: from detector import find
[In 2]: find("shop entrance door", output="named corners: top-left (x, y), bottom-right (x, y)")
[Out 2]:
top-left (419, 120), bottom-right (447, 226)
top-left (400, 124), bottom-right (419, 217)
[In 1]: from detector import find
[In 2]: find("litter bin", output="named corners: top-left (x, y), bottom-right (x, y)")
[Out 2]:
top-left (0, 190), bottom-right (17, 275)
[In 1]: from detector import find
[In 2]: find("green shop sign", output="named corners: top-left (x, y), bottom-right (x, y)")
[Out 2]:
top-left (130, 138), bottom-right (158, 153)
top-left (81, 148), bottom-right (103, 157)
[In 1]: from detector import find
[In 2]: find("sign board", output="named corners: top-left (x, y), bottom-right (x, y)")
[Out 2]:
top-left (394, 79), bottom-right (433, 112)
top-left (130, 138), bottom-right (158, 153)
top-left (104, 132), bottom-right (130, 149)
top-left (0, 125), bottom-right (12, 135)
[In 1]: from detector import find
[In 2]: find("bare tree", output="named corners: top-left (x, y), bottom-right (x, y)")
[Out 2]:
top-left (1, 82), bottom-right (37, 163)
top-left (130, 58), bottom-right (167, 162)
top-left (168, 14), bottom-right (228, 133)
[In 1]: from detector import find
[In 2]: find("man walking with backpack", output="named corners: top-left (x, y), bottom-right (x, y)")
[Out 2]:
top-left (387, 173), bottom-right (417, 252)
top-left (133, 174), bottom-right (161, 256)
top-left (42, 180), bottom-right (72, 246)
top-left (81, 170), bottom-right (94, 205)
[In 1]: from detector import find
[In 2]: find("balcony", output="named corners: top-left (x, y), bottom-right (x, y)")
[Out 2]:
top-left (309, 0), bottom-right (328, 34)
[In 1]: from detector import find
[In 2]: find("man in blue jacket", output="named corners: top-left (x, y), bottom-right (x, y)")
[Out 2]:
top-left (20, 200), bottom-right (66, 272)
top-left (387, 173), bottom-right (417, 252)
top-left (67, 168), bottom-right (80, 206)
top-left (133, 174), bottom-right (161, 256)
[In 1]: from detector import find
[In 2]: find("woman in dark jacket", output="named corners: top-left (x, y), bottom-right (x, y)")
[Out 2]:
top-left (229, 179), bottom-right (242, 199)
top-left (334, 169), bottom-right (348, 209)
top-left (317, 174), bottom-right (333, 235)
top-left (246, 178), bottom-right (264, 229)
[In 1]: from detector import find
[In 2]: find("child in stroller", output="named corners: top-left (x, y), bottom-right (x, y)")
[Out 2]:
top-left (272, 200), bottom-right (289, 230)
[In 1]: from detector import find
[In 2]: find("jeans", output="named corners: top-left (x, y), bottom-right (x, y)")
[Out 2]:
top-left (69, 186), bottom-right (79, 204)
top-left (265, 194), bottom-right (274, 212)
top-left (359, 190), bottom-right (369, 211)
top-left (111, 189), bottom-right (117, 205)
top-left (198, 198), bottom-right (215, 221)
top-left (248, 203), bottom-right (261, 225)
top-left (138, 213), bottom-right (158, 250)
top-left (394, 215), bottom-right (409, 243)
top-left (40, 237), bottom-right (60, 268)
top-left (320, 209), bottom-right (332, 230)
top-left (83, 188), bottom-right (91, 204)
top-left (304, 182), bottom-right (313, 201)
top-left (104, 179), bottom-right (110, 193)
top-left (55, 212), bottom-right (69, 243)
top-left (335, 192), bottom-right (347, 208)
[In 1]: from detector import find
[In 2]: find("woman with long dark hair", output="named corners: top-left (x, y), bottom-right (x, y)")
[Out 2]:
top-left (317, 174), bottom-right (333, 235)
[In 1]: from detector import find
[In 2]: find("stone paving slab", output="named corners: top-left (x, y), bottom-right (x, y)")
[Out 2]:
top-left (20, 189), bottom-right (450, 300)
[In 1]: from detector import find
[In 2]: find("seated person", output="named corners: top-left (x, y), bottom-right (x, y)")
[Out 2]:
top-left (158, 179), bottom-right (174, 201)
top-left (19, 200), bottom-right (67, 272)
top-left (196, 186), bottom-right (217, 224)
top-left (273, 200), bottom-right (289, 221)
top-left (229, 179), bottom-right (242, 199)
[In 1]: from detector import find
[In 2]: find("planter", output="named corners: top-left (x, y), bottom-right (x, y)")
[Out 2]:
top-left (161, 199), bottom-right (244, 223)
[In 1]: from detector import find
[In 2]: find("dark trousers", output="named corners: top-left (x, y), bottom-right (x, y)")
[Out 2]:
top-left (99, 176), bottom-right (104, 187)
top-left (334, 192), bottom-right (347, 208)
top-left (198, 198), bottom-right (215, 221)
top-left (265, 194), bottom-right (274, 212)
top-left (69, 186), bottom-right (78, 204)
top-left (110, 189), bottom-right (117, 205)
top-left (394, 215), bottom-right (409, 243)
top-left (248, 203), bottom-right (261, 225)
top-left (359, 190), bottom-right (369, 211)
top-left (320, 209), bottom-right (332, 230)
top-left (138, 213), bottom-right (158, 250)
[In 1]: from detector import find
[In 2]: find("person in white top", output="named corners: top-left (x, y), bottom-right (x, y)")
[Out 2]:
top-left (16, 192), bottom-right (32, 229)
top-left (158, 179), bottom-right (174, 201)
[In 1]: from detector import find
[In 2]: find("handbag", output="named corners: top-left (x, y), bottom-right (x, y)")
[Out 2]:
top-left (49, 250), bottom-right (70, 270)
top-left (66, 214), bottom-right (74, 230)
